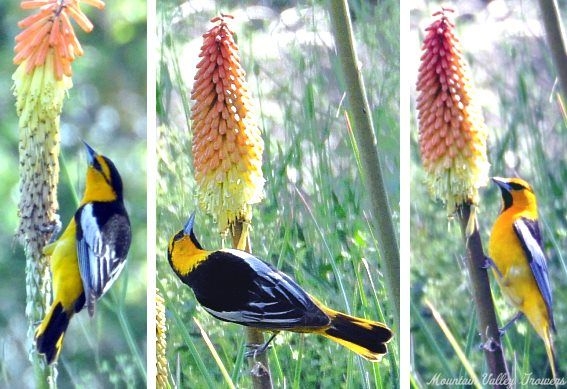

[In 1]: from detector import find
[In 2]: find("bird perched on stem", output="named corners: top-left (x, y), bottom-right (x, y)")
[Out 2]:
top-left (167, 213), bottom-right (393, 362)
top-left (488, 177), bottom-right (557, 380)
top-left (36, 142), bottom-right (132, 364)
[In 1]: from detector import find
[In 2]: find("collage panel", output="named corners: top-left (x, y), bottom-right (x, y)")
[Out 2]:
top-left (411, 2), bottom-right (567, 387)
top-left (0, 1), bottom-right (147, 387)
top-left (0, 0), bottom-right (566, 388)
top-left (156, 0), bottom-right (399, 387)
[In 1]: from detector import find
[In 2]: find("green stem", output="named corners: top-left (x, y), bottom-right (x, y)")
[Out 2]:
top-left (328, 0), bottom-right (400, 329)
top-left (116, 301), bottom-right (147, 383)
top-left (59, 151), bottom-right (79, 208)
top-left (157, 279), bottom-right (217, 388)
top-left (538, 0), bottom-right (567, 97)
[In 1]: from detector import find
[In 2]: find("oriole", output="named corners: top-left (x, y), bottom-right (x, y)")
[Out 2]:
top-left (35, 142), bottom-right (132, 364)
top-left (167, 213), bottom-right (393, 362)
top-left (488, 177), bottom-right (557, 379)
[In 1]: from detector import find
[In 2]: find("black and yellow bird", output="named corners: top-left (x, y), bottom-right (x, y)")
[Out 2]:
top-left (35, 142), bottom-right (132, 364)
top-left (167, 213), bottom-right (393, 362)
top-left (488, 177), bottom-right (557, 380)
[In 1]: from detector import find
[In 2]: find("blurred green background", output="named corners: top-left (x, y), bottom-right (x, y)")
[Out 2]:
top-left (410, 2), bottom-right (567, 387)
top-left (0, 1), bottom-right (146, 387)
top-left (157, 0), bottom-right (399, 387)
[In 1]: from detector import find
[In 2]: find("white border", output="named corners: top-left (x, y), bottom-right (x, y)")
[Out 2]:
top-left (144, 1), bottom-right (409, 387)
top-left (399, 1), bottom-right (410, 388)
top-left (146, 0), bottom-right (157, 387)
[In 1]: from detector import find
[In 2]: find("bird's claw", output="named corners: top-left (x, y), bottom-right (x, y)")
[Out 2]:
top-left (244, 332), bottom-right (278, 359)
top-left (476, 324), bottom-right (506, 352)
top-left (244, 343), bottom-right (272, 359)
top-left (39, 216), bottom-right (62, 243)
top-left (482, 256), bottom-right (503, 278)
top-left (478, 337), bottom-right (500, 352)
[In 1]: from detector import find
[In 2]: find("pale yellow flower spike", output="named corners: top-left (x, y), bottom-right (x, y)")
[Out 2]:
top-left (156, 290), bottom-right (172, 389)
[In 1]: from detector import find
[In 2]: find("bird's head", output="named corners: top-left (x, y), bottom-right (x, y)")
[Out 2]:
top-left (83, 141), bottom-right (124, 203)
top-left (167, 212), bottom-right (206, 275)
top-left (492, 177), bottom-right (537, 213)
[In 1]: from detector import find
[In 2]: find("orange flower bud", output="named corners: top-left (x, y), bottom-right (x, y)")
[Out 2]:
top-left (416, 9), bottom-right (489, 214)
top-left (14, 0), bottom-right (105, 80)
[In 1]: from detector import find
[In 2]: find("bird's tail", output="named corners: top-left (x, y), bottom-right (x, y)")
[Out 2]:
top-left (543, 326), bottom-right (558, 386)
top-left (35, 302), bottom-right (71, 364)
top-left (319, 306), bottom-right (393, 362)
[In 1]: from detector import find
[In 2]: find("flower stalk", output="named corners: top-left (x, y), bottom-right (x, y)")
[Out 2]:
top-left (12, 0), bottom-right (104, 384)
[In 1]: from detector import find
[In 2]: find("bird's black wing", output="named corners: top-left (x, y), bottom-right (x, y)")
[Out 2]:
top-left (513, 217), bottom-right (555, 330)
top-left (185, 249), bottom-right (330, 329)
top-left (76, 201), bottom-right (132, 316)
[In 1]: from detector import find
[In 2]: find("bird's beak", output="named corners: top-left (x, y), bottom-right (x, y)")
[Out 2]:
top-left (491, 177), bottom-right (511, 191)
top-left (183, 212), bottom-right (196, 236)
top-left (83, 141), bottom-right (98, 165)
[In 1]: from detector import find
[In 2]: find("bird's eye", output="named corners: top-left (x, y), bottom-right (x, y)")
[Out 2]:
top-left (92, 158), bottom-right (103, 172)
top-left (174, 230), bottom-right (185, 242)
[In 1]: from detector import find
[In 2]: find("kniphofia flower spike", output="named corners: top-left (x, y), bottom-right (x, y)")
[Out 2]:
top-left (416, 8), bottom-right (489, 216)
top-left (191, 15), bottom-right (265, 233)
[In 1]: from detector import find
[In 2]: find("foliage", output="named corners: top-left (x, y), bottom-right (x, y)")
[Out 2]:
top-left (0, 1), bottom-right (147, 387)
top-left (411, 2), bottom-right (567, 387)
top-left (157, 0), bottom-right (399, 387)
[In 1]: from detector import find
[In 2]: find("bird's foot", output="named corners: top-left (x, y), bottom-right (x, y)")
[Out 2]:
top-left (244, 332), bottom-right (278, 359)
top-left (481, 256), bottom-right (492, 269)
top-left (498, 312), bottom-right (524, 336)
top-left (482, 256), bottom-right (503, 278)
top-left (38, 216), bottom-right (61, 243)
top-left (244, 343), bottom-right (272, 359)
top-left (478, 337), bottom-right (501, 352)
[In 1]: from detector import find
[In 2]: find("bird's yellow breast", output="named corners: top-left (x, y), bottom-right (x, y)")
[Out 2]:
top-left (488, 210), bottom-right (549, 339)
top-left (43, 219), bottom-right (84, 313)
